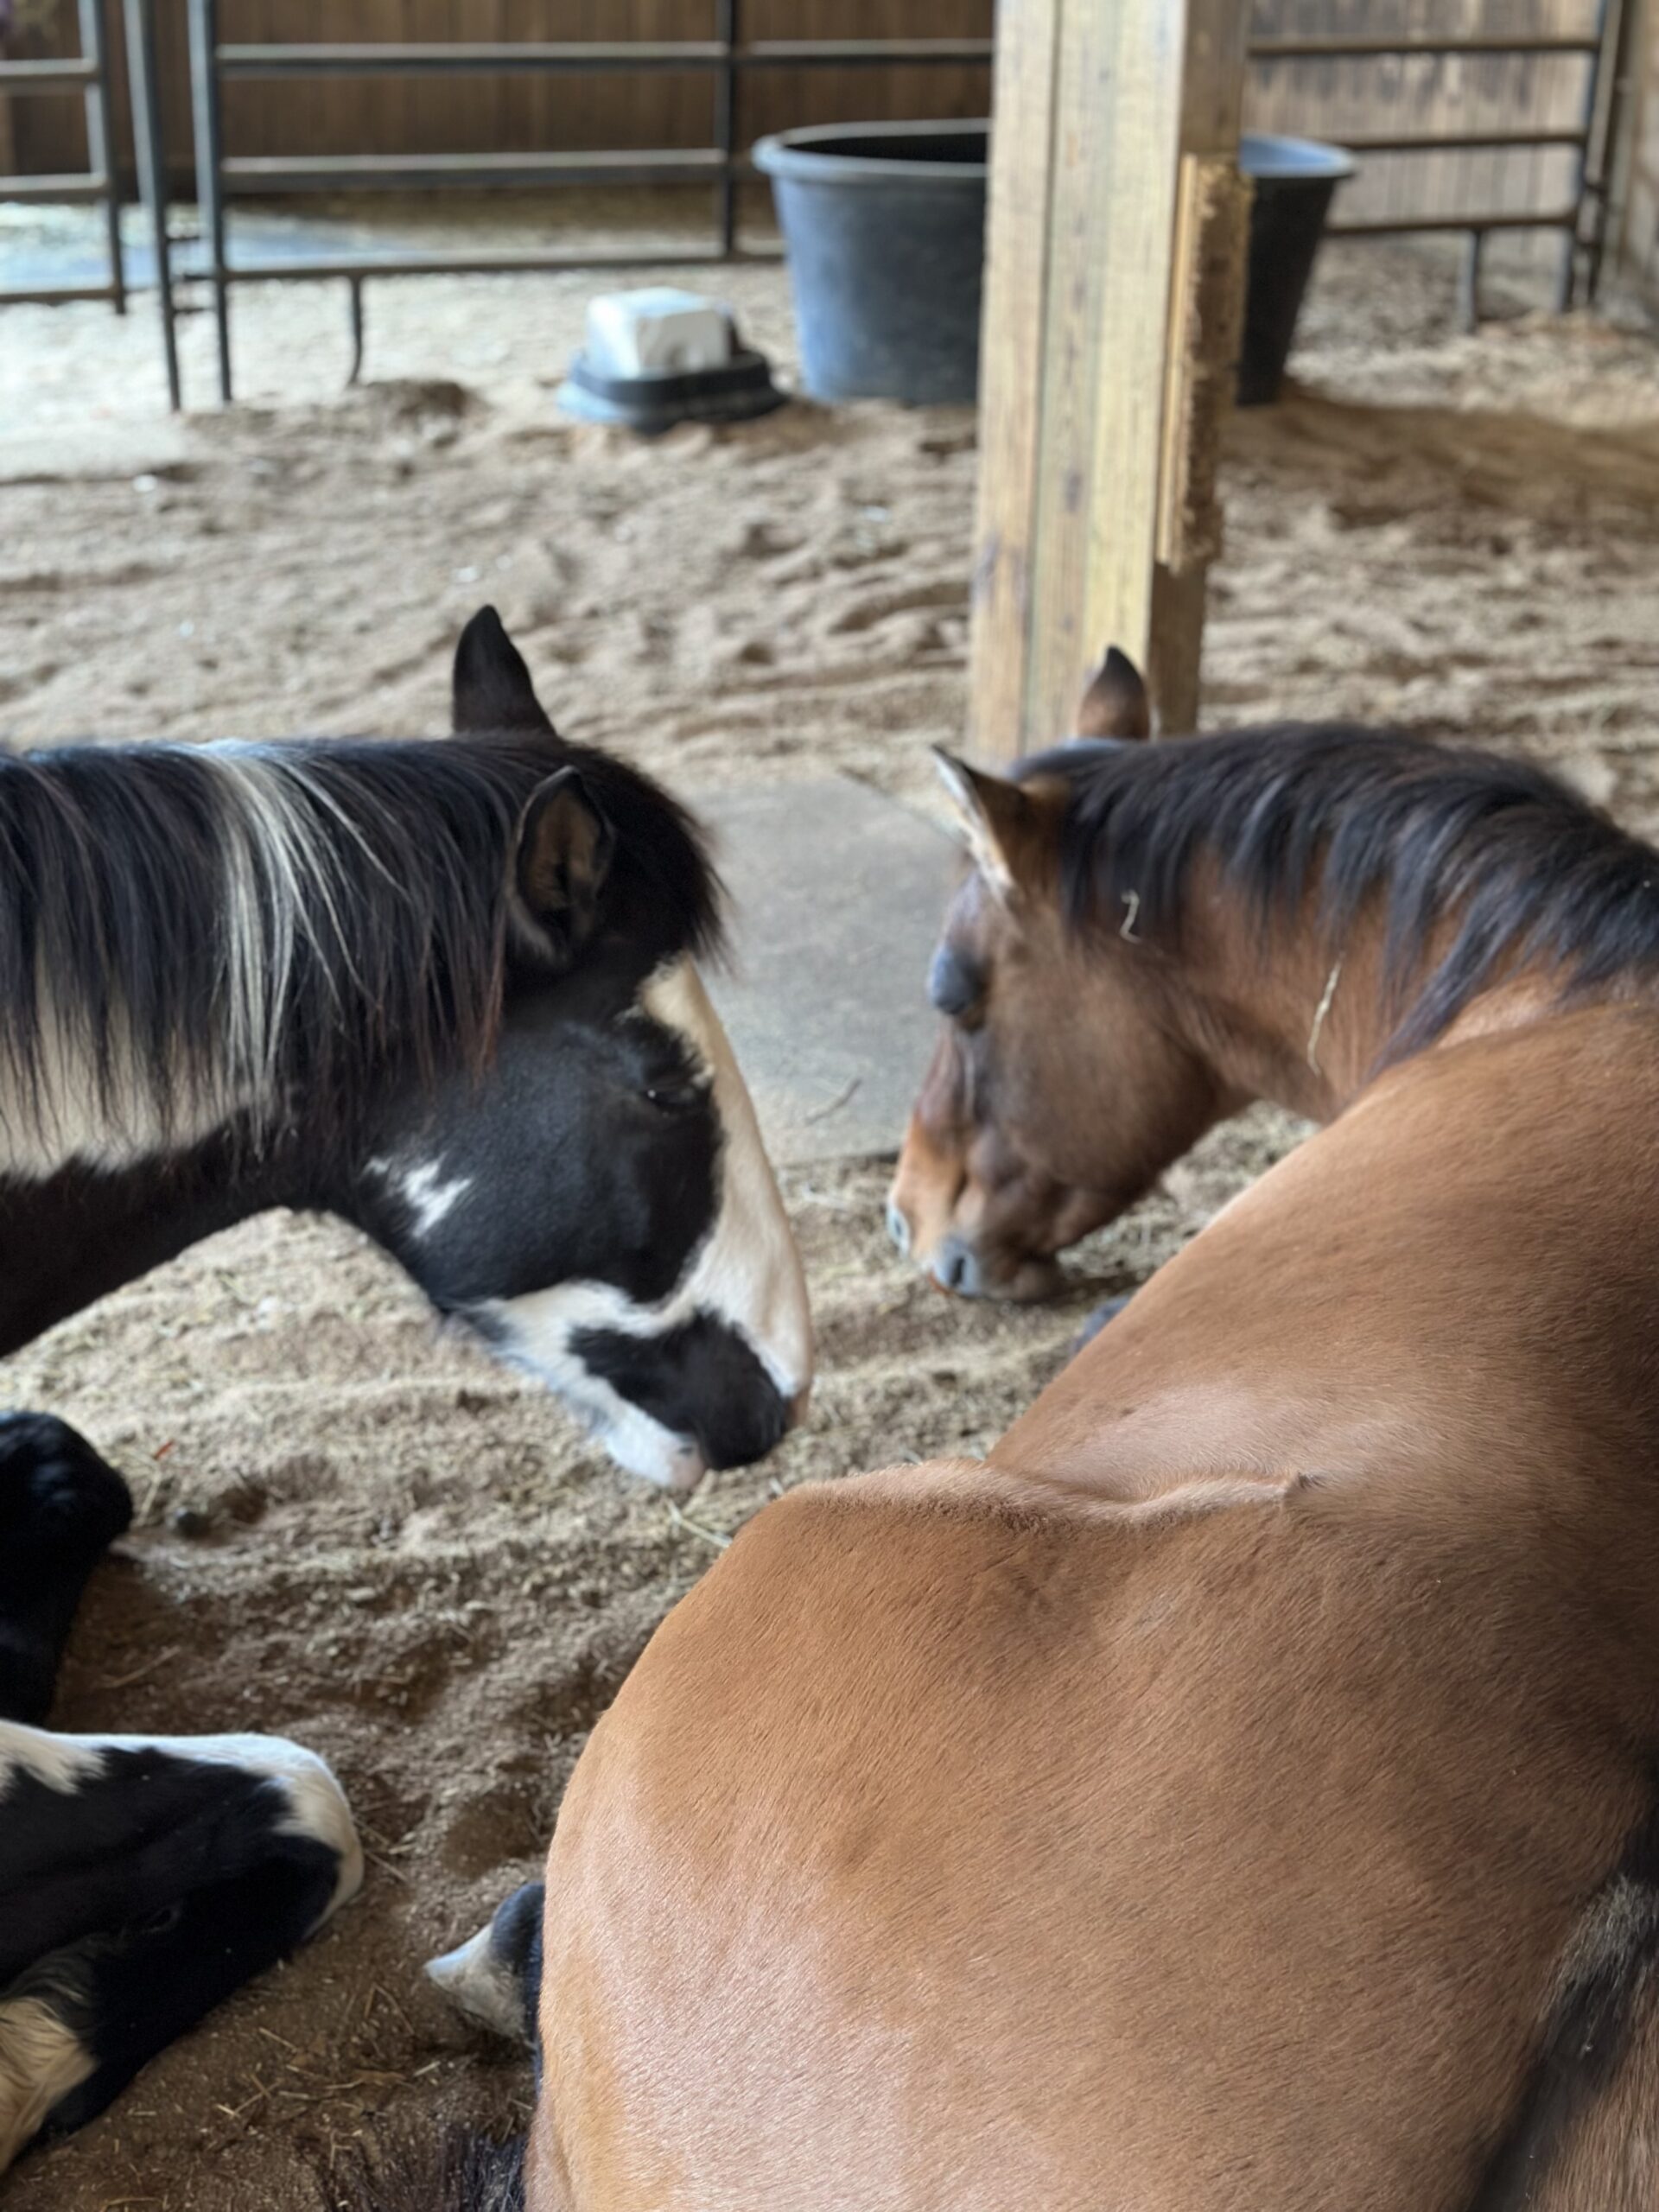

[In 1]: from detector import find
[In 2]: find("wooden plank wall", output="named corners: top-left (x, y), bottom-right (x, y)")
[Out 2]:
top-left (2, 0), bottom-right (1613, 255)
top-left (3, 0), bottom-right (993, 182)
top-left (1244, 0), bottom-right (1600, 236)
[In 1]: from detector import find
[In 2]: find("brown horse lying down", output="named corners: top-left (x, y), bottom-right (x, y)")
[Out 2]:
top-left (502, 664), bottom-right (1659, 2209)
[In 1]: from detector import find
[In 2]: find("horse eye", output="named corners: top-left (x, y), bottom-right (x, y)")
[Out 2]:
top-left (929, 944), bottom-right (984, 1020)
top-left (643, 1078), bottom-right (703, 1115)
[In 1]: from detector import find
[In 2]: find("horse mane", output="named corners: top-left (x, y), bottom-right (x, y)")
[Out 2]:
top-left (1027, 725), bottom-right (1659, 1063)
top-left (0, 730), bottom-right (721, 1148)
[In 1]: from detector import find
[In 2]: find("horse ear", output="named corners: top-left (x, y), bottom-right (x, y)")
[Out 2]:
top-left (512, 768), bottom-right (614, 965)
top-left (454, 606), bottom-right (556, 735)
top-left (931, 750), bottom-right (1037, 899)
top-left (1075, 646), bottom-right (1150, 741)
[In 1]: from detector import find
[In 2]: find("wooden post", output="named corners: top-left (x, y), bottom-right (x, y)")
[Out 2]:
top-left (969, 0), bottom-right (1250, 758)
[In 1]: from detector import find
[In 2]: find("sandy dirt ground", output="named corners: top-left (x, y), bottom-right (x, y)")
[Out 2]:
top-left (2, 214), bottom-right (1657, 2210)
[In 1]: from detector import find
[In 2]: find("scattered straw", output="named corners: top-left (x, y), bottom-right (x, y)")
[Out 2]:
top-left (667, 1499), bottom-right (731, 1550)
top-left (95, 1645), bottom-right (181, 1693)
top-left (804, 1074), bottom-right (861, 1124)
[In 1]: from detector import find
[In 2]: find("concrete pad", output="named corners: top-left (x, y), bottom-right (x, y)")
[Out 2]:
top-left (697, 778), bottom-right (959, 1165)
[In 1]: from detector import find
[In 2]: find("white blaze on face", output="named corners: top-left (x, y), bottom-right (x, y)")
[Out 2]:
top-left (480, 956), bottom-right (813, 1491)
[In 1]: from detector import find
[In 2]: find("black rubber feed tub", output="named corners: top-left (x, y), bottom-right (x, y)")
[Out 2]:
top-left (756, 122), bottom-right (1354, 411)
top-left (754, 121), bottom-right (988, 406)
top-left (1237, 133), bottom-right (1355, 406)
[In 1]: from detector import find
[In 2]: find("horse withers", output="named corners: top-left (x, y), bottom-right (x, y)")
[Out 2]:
top-left (457, 672), bottom-right (1659, 2209)
top-left (0, 608), bottom-right (811, 1492)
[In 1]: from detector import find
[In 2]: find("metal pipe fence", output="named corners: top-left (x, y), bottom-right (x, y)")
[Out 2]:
top-left (179, 4), bottom-right (995, 401)
top-left (15, 8), bottom-right (1612, 405)
top-left (1, 0), bottom-right (124, 309)
top-left (1243, 10), bottom-right (1616, 327)
top-left (1, 0), bottom-right (180, 404)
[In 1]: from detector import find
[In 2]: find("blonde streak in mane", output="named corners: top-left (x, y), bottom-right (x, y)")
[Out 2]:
top-left (2, 749), bottom-right (357, 1179)
top-left (275, 754), bottom-right (403, 906)
top-left (0, 988), bottom-right (251, 1179)
top-left (202, 747), bottom-right (358, 1107)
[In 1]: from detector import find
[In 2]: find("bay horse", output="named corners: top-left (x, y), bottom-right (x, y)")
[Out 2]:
top-left (0, 607), bottom-right (810, 1492)
top-left (426, 661), bottom-right (1659, 2209)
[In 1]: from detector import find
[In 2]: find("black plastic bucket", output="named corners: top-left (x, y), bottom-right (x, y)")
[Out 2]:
top-left (753, 120), bottom-right (988, 405)
top-left (755, 121), bottom-right (1351, 411)
top-left (1236, 133), bottom-right (1355, 406)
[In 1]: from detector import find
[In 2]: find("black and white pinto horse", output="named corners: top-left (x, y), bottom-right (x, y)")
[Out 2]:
top-left (1, 1419), bottom-right (361, 2171)
top-left (1, 604), bottom-right (812, 1489)
top-left (0, 607), bottom-right (811, 2171)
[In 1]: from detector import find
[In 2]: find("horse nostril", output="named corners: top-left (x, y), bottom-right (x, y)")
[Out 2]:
top-left (886, 1201), bottom-right (912, 1256)
top-left (934, 1236), bottom-right (980, 1297)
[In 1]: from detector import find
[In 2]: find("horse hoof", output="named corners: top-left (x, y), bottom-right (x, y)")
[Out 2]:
top-left (0, 1414), bottom-right (133, 1546)
top-left (426, 1881), bottom-right (544, 2048)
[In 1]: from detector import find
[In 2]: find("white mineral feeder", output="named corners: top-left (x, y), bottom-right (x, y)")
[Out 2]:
top-left (557, 287), bottom-right (787, 432)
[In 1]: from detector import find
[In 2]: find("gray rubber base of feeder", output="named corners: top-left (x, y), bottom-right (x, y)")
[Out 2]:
top-left (556, 349), bottom-right (788, 434)
top-left (696, 778), bottom-right (959, 1166)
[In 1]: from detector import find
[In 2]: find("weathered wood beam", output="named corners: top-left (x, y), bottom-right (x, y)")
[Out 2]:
top-left (969, 0), bottom-right (1250, 756)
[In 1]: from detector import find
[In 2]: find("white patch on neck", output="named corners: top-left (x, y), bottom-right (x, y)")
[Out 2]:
top-left (0, 1723), bottom-right (363, 1925)
top-left (366, 1154), bottom-right (474, 1239)
top-left (478, 956), bottom-right (813, 1489)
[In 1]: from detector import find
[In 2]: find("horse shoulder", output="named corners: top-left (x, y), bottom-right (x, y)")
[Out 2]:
top-left (534, 1468), bottom-right (1288, 2210)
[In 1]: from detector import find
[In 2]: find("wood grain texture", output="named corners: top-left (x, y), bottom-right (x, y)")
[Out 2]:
top-left (971, 0), bottom-right (1247, 754)
top-left (9, 1), bottom-right (992, 182)
top-left (966, 0), bottom-right (1063, 761)
top-left (7, 0), bottom-right (1599, 239)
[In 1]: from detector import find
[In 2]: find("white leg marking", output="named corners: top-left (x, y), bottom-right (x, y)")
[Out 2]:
top-left (424, 1923), bottom-right (531, 2044)
top-left (0, 1994), bottom-right (94, 2174)
top-left (0, 1726), bottom-right (362, 1926)
top-left (0, 1727), bottom-right (102, 1801)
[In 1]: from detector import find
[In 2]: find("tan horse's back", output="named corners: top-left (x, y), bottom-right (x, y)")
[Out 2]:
top-left (534, 1471), bottom-right (1644, 2209)
top-left (1001, 1004), bottom-right (1659, 1502)
top-left (531, 1009), bottom-right (1659, 2209)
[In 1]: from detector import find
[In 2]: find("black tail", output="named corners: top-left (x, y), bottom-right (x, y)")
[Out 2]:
top-left (321, 2126), bottom-right (526, 2212)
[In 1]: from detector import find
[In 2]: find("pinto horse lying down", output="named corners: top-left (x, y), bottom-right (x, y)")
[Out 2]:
top-left (0, 1415), bottom-right (361, 2172)
top-left (0, 609), bottom-right (810, 2175)
top-left (401, 660), bottom-right (1659, 2211)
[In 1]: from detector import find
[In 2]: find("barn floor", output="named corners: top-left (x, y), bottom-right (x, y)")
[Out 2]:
top-left (3, 219), bottom-right (1659, 2210)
